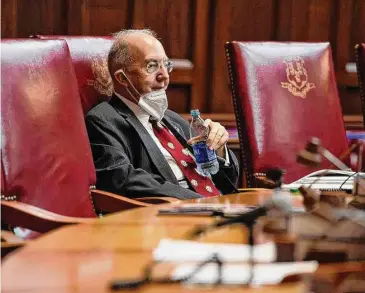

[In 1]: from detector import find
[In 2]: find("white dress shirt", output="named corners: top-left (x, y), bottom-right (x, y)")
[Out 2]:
top-left (114, 92), bottom-right (229, 189)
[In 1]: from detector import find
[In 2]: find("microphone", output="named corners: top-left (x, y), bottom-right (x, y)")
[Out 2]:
top-left (254, 168), bottom-right (285, 189)
top-left (189, 194), bottom-right (292, 237)
top-left (266, 168), bottom-right (285, 187)
top-left (297, 137), bottom-right (351, 170)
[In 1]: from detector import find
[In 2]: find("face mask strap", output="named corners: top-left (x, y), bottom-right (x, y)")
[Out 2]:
top-left (114, 69), bottom-right (167, 121)
top-left (115, 69), bottom-right (142, 102)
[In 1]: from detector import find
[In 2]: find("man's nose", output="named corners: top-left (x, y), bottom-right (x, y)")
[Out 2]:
top-left (156, 66), bottom-right (169, 82)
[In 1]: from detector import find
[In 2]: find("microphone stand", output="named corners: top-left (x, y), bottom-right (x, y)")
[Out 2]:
top-left (247, 219), bottom-right (255, 285)
top-left (188, 211), bottom-right (263, 285)
top-left (247, 170), bottom-right (282, 285)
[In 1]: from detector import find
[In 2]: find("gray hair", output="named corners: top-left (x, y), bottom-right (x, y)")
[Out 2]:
top-left (108, 29), bottom-right (157, 77)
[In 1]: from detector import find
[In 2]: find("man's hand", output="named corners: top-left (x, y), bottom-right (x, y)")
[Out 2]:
top-left (187, 119), bottom-right (229, 158)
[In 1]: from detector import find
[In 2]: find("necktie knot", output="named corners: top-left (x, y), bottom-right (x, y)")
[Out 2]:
top-left (149, 118), bottom-right (165, 132)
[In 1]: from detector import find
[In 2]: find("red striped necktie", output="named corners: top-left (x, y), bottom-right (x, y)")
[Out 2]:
top-left (151, 121), bottom-right (220, 197)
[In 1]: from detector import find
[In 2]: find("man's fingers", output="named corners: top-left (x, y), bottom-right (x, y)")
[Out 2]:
top-left (206, 123), bottom-right (221, 145)
top-left (189, 119), bottom-right (229, 152)
top-left (210, 129), bottom-right (229, 150)
top-left (203, 119), bottom-right (212, 128)
top-left (187, 134), bottom-right (205, 145)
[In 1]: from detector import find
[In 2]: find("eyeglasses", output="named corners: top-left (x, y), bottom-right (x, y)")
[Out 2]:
top-left (144, 59), bottom-right (174, 74)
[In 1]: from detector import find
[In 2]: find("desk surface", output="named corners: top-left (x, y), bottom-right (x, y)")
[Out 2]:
top-left (2, 192), bottom-right (365, 293)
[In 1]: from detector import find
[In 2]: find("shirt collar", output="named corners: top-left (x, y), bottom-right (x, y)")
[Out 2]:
top-left (114, 91), bottom-right (151, 127)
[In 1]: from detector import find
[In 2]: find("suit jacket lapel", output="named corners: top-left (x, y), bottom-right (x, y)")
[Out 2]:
top-left (110, 96), bottom-right (178, 184)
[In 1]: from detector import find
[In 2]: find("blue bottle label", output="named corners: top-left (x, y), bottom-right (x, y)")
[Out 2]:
top-left (192, 141), bottom-right (217, 164)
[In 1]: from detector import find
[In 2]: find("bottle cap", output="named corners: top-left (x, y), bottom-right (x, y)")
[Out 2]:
top-left (190, 109), bottom-right (200, 117)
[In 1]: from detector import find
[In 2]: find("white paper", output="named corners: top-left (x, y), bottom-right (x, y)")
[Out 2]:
top-left (282, 169), bottom-right (360, 190)
top-left (153, 239), bottom-right (276, 263)
top-left (172, 261), bottom-right (318, 285)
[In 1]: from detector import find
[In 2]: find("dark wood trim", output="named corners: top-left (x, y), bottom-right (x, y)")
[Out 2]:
top-left (169, 69), bottom-right (193, 85)
top-left (81, 0), bottom-right (90, 35)
top-left (190, 0), bottom-right (210, 110)
top-left (180, 113), bottom-right (364, 132)
top-left (334, 0), bottom-right (353, 71)
top-left (1, 0), bottom-right (17, 37)
top-left (337, 71), bottom-right (358, 87)
top-left (131, 0), bottom-right (145, 28)
top-left (344, 115), bottom-right (364, 130)
top-left (169, 59), bottom-right (194, 85)
top-left (67, 0), bottom-right (82, 34)
top-left (180, 113), bottom-right (237, 127)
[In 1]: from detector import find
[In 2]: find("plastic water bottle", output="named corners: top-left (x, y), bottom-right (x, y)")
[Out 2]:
top-left (189, 109), bottom-right (219, 175)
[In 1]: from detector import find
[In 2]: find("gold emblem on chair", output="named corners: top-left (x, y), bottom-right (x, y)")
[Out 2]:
top-left (87, 57), bottom-right (113, 96)
top-left (281, 57), bottom-right (315, 98)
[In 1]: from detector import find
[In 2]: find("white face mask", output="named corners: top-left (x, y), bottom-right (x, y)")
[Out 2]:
top-left (137, 89), bottom-right (168, 121)
top-left (116, 70), bottom-right (168, 121)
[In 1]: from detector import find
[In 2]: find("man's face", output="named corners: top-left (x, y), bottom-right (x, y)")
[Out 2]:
top-left (119, 35), bottom-right (171, 98)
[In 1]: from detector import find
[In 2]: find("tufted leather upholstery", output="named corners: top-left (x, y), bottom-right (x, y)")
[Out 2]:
top-left (356, 44), bottom-right (365, 127)
top-left (225, 42), bottom-right (348, 186)
top-left (1, 39), bottom-right (96, 218)
top-left (35, 35), bottom-right (114, 114)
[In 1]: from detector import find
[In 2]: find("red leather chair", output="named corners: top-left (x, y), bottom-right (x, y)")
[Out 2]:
top-left (225, 42), bottom-right (349, 186)
top-left (1, 39), bottom-right (155, 238)
top-left (356, 44), bottom-right (365, 127)
top-left (34, 35), bottom-right (114, 114)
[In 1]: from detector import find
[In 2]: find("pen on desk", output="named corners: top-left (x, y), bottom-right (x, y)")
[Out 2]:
top-left (158, 210), bottom-right (219, 216)
top-left (110, 279), bottom-right (147, 290)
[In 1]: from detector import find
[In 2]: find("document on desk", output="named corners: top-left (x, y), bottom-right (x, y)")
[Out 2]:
top-left (153, 239), bottom-right (276, 263)
top-left (172, 261), bottom-right (318, 285)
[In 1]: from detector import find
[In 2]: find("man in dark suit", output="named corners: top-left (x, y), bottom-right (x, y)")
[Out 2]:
top-left (85, 29), bottom-right (239, 200)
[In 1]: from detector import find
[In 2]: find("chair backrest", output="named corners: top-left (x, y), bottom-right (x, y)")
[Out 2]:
top-left (1, 160), bottom-right (7, 198)
top-left (225, 42), bottom-right (348, 186)
top-left (356, 44), bottom-right (365, 127)
top-left (35, 35), bottom-right (114, 114)
top-left (1, 39), bottom-right (96, 217)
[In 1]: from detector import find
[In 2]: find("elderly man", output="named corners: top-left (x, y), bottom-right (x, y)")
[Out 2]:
top-left (85, 29), bottom-right (239, 199)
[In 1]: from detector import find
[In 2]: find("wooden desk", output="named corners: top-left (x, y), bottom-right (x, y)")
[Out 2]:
top-left (2, 192), bottom-right (364, 293)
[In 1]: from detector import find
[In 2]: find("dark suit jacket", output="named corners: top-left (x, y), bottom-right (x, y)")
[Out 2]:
top-left (85, 95), bottom-right (239, 200)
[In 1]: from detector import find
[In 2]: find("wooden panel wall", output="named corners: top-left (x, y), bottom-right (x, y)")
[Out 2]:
top-left (2, 0), bottom-right (365, 119)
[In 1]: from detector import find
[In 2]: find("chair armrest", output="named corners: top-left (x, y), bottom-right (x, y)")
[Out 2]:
top-left (1, 201), bottom-right (94, 233)
top-left (135, 197), bottom-right (180, 204)
top-left (1, 242), bottom-right (26, 259)
top-left (1, 231), bottom-right (27, 259)
top-left (90, 189), bottom-right (151, 213)
top-left (1, 230), bottom-right (25, 243)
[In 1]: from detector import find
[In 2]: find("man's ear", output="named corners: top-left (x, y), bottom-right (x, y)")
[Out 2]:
top-left (114, 71), bottom-right (128, 87)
